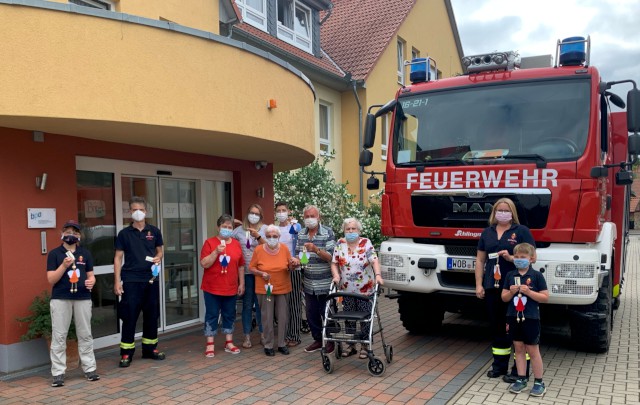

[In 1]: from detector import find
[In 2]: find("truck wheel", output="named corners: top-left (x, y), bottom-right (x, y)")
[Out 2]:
top-left (398, 293), bottom-right (444, 334)
top-left (569, 274), bottom-right (612, 353)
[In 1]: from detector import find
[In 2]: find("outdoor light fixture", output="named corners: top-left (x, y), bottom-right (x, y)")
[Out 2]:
top-left (36, 173), bottom-right (48, 190)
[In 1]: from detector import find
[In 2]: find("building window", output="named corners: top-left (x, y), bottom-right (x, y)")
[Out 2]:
top-left (319, 102), bottom-right (331, 155)
top-left (236, 0), bottom-right (267, 31)
top-left (69, 0), bottom-right (112, 10)
top-left (412, 48), bottom-right (420, 61)
top-left (397, 38), bottom-right (405, 85)
top-left (277, 0), bottom-right (312, 53)
top-left (381, 113), bottom-right (390, 160)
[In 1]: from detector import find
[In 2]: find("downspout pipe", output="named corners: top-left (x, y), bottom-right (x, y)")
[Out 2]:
top-left (351, 79), bottom-right (363, 205)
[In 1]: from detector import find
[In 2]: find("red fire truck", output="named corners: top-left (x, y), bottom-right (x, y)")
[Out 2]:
top-left (360, 37), bottom-right (640, 352)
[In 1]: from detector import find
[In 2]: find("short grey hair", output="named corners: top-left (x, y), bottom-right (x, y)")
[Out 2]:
top-left (303, 204), bottom-right (321, 217)
top-left (265, 224), bottom-right (281, 237)
top-left (342, 217), bottom-right (362, 232)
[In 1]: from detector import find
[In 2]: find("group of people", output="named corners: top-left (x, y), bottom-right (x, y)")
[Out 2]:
top-left (199, 202), bottom-right (384, 358)
top-left (475, 198), bottom-right (549, 397)
top-left (45, 197), bottom-right (384, 387)
top-left (47, 195), bottom-right (548, 397)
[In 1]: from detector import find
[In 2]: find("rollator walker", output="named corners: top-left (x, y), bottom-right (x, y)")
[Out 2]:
top-left (320, 282), bottom-right (393, 376)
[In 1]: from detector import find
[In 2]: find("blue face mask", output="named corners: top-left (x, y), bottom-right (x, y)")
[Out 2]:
top-left (219, 228), bottom-right (233, 238)
top-left (345, 232), bottom-right (359, 242)
top-left (513, 258), bottom-right (530, 269)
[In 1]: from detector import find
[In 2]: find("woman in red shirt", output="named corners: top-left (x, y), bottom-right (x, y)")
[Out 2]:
top-left (200, 214), bottom-right (245, 358)
top-left (249, 225), bottom-right (297, 356)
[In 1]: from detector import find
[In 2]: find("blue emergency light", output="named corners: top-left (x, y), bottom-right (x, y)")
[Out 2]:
top-left (559, 36), bottom-right (586, 66)
top-left (410, 58), bottom-right (428, 83)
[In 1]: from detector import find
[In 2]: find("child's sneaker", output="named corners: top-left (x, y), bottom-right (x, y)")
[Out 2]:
top-left (508, 378), bottom-right (527, 394)
top-left (530, 381), bottom-right (546, 397)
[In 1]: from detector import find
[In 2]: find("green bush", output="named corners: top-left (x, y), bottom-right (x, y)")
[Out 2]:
top-left (17, 291), bottom-right (78, 341)
top-left (274, 154), bottom-right (386, 249)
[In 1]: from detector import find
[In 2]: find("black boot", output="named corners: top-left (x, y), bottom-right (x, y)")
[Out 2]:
top-left (503, 357), bottom-right (530, 383)
top-left (487, 353), bottom-right (509, 378)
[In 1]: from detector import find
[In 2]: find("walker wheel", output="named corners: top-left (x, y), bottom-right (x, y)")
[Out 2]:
top-left (367, 358), bottom-right (385, 376)
top-left (321, 354), bottom-right (334, 374)
top-left (384, 345), bottom-right (393, 364)
top-left (301, 320), bottom-right (311, 334)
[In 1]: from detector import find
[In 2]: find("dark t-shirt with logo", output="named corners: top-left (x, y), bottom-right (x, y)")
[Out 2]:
top-left (115, 223), bottom-right (164, 283)
top-left (477, 223), bottom-right (535, 290)
top-left (47, 245), bottom-right (94, 300)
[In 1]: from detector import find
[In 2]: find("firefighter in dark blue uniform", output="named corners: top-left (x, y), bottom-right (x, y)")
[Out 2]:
top-left (476, 198), bottom-right (534, 382)
top-left (114, 196), bottom-right (165, 367)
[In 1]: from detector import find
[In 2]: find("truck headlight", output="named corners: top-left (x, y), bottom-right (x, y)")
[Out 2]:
top-left (555, 263), bottom-right (596, 278)
top-left (380, 254), bottom-right (404, 267)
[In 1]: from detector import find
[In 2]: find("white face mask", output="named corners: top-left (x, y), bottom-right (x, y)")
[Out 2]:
top-left (266, 237), bottom-right (279, 248)
top-left (276, 212), bottom-right (289, 222)
top-left (304, 218), bottom-right (318, 229)
top-left (131, 210), bottom-right (146, 222)
top-left (248, 213), bottom-right (260, 225)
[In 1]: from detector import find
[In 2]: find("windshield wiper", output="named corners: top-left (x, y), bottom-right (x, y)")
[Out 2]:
top-left (396, 157), bottom-right (468, 168)
top-left (498, 154), bottom-right (547, 168)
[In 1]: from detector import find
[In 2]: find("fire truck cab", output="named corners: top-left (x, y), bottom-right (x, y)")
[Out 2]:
top-left (360, 36), bottom-right (640, 352)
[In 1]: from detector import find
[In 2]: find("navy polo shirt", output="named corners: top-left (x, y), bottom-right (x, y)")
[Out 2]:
top-left (477, 223), bottom-right (535, 290)
top-left (115, 223), bottom-right (163, 283)
top-left (504, 268), bottom-right (548, 319)
top-left (47, 245), bottom-right (94, 300)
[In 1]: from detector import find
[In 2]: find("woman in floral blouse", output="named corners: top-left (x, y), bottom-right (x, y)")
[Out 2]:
top-left (330, 218), bottom-right (383, 359)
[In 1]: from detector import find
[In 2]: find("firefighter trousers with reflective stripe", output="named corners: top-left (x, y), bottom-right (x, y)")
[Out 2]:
top-left (486, 289), bottom-right (512, 373)
top-left (118, 280), bottom-right (160, 356)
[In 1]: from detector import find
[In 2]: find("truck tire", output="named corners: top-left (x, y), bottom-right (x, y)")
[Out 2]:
top-left (569, 274), bottom-right (612, 353)
top-left (398, 293), bottom-right (444, 334)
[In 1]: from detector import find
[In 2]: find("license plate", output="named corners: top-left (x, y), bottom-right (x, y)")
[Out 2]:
top-left (446, 257), bottom-right (476, 271)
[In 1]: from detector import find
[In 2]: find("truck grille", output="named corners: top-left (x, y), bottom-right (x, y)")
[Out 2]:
top-left (411, 190), bottom-right (550, 229)
top-left (550, 284), bottom-right (594, 296)
top-left (445, 245), bottom-right (477, 256)
top-left (438, 272), bottom-right (475, 289)
top-left (381, 269), bottom-right (407, 282)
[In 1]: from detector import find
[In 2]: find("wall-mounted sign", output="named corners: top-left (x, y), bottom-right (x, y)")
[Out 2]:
top-left (84, 200), bottom-right (106, 218)
top-left (27, 208), bottom-right (56, 229)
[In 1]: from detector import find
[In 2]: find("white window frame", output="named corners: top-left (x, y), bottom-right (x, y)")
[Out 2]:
top-left (236, 0), bottom-right (268, 32)
top-left (277, 0), bottom-right (312, 53)
top-left (319, 102), bottom-right (331, 156)
top-left (381, 113), bottom-right (390, 160)
top-left (412, 48), bottom-right (420, 61)
top-left (397, 38), bottom-right (406, 85)
top-left (69, 0), bottom-right (113, 10)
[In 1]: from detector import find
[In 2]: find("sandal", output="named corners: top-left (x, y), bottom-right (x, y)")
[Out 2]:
top-left (225, 341), bottom-right (241, 355)
top-left (344, 345), bottom-right (358, 357)
top-left (359, 345), bottom-right (369, 359)
top-left (205, 342), bottom-right (215, 358)
top-left (242, 335), bottom-right (252, 349)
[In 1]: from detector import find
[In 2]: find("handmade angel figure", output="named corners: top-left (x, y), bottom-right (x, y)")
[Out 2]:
top-left (149, 263), bottom-right (160, 284)
top-left (299, 246), bottom-right (309, 270)
top-left (265, 282), bottom-right (273, 302)
top-left (68, 268), bottom-right (80, 293)
top-left (493, 262), bottom-right (501, 288)
top-left (513, 277), bottom-right (526, 322)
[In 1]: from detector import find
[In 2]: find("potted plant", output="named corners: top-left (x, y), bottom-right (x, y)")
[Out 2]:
top-left (17, 291), bottom-right (80, 369)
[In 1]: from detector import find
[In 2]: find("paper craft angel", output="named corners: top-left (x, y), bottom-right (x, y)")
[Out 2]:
top-left (493, 263), bottom-right (501, 288)
top-left (513, 294), bottom-right (527, 322)
top-left (68, 268), bottom-right (80, 293)
top-left (219, 253), bottom-right (230, 273)
top-left (149, 264), bottom-right (160, 284)
top-left (265, 282), bottom-right (273, 301)
top-left (299, 246), bottom-right (309, 269)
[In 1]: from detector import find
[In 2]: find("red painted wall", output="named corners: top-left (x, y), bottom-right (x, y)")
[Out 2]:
top-left (0, 129), bottom-right (274, 344)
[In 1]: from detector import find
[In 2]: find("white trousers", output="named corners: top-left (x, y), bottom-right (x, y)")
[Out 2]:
top-left (50, 299), bottom-right (96, 376)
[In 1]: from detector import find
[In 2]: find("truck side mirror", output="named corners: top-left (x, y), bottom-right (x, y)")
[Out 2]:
top-left (590, 166), bottom-right (608, 178)
top-left (363, 114), bottom-right (376, 148)
top-left (359, 149), bottom-right (373, 167)
top-left (366, 175), bottom-right (380, 190)
top-left (616, 170), bottom-right (634, 185)
top-left (628, 88), bottom-right (640, 132)
top-left (629, 133), bottom-right (640, 156)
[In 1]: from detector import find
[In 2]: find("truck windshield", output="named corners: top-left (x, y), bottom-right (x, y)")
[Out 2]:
top-left (392, 79), bottom-right (590, 166)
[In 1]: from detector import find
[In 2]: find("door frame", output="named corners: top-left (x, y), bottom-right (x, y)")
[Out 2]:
top-left (76, 156), bottom-right (233, 348)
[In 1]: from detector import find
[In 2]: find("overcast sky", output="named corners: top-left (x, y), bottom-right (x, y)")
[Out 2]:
top-left (450, 0), bottom-right (640, 99)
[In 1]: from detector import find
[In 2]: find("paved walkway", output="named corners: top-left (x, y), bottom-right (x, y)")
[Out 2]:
top-left (2, 237), bottom-right (639, 404)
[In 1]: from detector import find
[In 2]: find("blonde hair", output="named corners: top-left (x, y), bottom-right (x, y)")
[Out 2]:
top-left (488, 198), bottom-right (521, 225)
top-left (243, 203), bottom-right (264, 229)
top-left (513, 242), bottom-right (535, 257)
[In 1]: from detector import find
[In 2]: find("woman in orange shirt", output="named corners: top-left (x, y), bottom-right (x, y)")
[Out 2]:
top-left (249, 225), bottom-right (297, 356)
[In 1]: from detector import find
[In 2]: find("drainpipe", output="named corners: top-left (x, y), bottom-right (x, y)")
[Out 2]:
top-left (319, 2), bottom-right (333, 25)
top-left (351, 79), bottom-right (363, 205)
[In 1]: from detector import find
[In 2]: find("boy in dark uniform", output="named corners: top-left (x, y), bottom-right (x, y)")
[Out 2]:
top-left (47, 220), bottom-right (99, 387)
top-left (502, 242), bottom-right (549, 397)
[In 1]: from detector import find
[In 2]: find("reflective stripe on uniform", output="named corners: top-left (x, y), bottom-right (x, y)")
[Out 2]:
top-left (492, 347), bottom-right (512, 356)
top-left (142, 337), bottom-right (158, 345)
top-left (120, 341), bottom-right (135, 349)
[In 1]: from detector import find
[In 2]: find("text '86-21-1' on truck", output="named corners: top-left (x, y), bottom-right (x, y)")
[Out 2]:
top-left (360, 36), bottom-right (640, 353)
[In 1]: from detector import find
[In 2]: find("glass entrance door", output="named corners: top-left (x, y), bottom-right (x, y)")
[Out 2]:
top-left (161, 179), bottom-right (199, 326)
